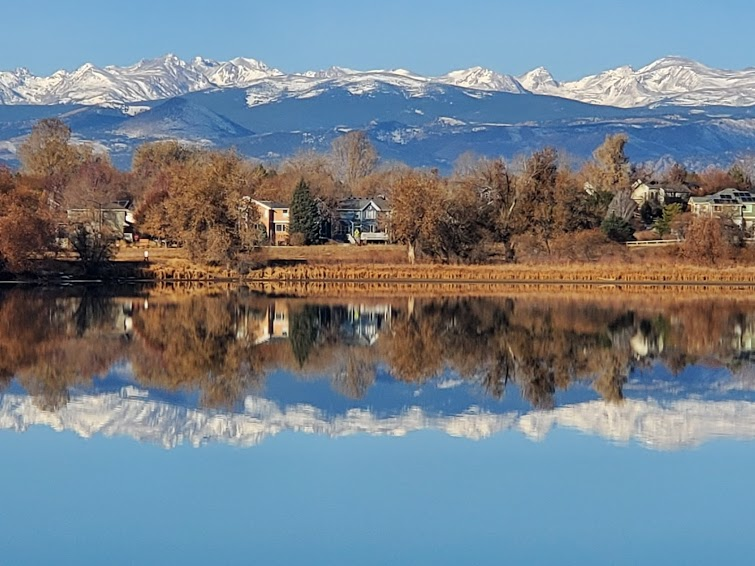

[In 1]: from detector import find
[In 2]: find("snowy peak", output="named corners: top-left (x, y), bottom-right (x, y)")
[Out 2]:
top-left (0, 55), bottom-right (754, 108)
top-left (438, 66), bottom-right (525, 93)
top-left (518, 66), bottom-right (559, 93)
top-left (204, 57), bottom-right (284, 87)
top-left (526, 57), bottom-right (755, 107)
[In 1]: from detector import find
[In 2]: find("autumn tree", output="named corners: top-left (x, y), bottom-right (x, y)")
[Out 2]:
top-left (583, 133), bottom-right (631, 192)
top-left (697, 166), bottom-right (742, 195)
top-left (330, 131), bottom-right (378, 188)
top-left (453, 156), bottom-right (518, 260)
top-left (512, 147), bottom-right (560, 253)
top-left (289, 179), bottom-right (321, 245)
top-left (391, 171), bottom-right (445, 263)
top-left (0, 174), bottom-right (56, 273)
top-left (680, 216), bottom-right (736, 265)
top-left (17, 118), bottom-right (89, 203)
top-left (160, 149), bottom-right (258, 264)
top-left (132, 141), bottom-right (200, 234)
top-left (663, 162), bottom-right (690, 185)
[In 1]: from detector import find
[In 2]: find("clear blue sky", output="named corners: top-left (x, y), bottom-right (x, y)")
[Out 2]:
top-left (1, 0), bottom-right (753, 79)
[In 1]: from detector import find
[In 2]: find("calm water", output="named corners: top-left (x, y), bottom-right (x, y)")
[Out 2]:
top-left (1, 287), bottom-right (755, 565)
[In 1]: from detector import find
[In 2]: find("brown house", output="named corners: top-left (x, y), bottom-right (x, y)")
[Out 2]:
top-left (251, 199), bottom-right (290, 245)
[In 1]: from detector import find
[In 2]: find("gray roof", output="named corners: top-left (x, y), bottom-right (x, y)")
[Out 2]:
top-left (337, 196), bottom-right (390, 211)
top-left (690, 188), bottom-right (755, 204)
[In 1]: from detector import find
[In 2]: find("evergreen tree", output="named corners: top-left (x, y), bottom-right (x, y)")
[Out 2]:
top-left (652, 203), bottom-right (682, 238)
top-left (601, 214), bottom-right (635, 242)
top-left (289, 179), bottom-right (320, 245)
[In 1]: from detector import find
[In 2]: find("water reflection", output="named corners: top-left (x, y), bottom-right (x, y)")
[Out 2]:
top-left (2, 287), bottom-right (755, 449)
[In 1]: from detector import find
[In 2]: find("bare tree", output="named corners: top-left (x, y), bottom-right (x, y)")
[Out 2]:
top-left (330, 131), bottom-right (378, 188)
top-left (605, 189), bottom-right (637, 222)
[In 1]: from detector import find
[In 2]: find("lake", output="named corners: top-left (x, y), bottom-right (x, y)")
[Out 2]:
top-left (1, 286), bottom-right (754, 565)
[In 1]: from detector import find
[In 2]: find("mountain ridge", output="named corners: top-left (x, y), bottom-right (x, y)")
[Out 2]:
top-left (1, 54), bottom-right (754, 109)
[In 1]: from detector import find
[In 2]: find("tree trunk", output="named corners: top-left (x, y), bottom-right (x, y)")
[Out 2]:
top-left (407, 241), bottom-right (416, 264)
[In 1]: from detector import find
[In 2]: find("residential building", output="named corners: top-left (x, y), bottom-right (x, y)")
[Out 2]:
top-left (688, 188), bottom-right (755, 231)
top-left (66, 200), bottom-right (136, 241)
top-left (630, 180), bottom-right (693, 208)
top-left (333, 196), bottom-right (391, 243)
top-left (250, 199), bottom-right (290, 245)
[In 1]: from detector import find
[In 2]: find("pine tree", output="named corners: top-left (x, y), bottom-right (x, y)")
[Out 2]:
top-left (289, 179), bottom-right (320, 245)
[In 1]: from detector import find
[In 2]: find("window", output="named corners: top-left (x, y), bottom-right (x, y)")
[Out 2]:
top-left (365, 208), bottom-right (377, 220)
top-left (282, 209), bottom-right (289, 215)
top-left (275, 224), bottom-right (285, 232)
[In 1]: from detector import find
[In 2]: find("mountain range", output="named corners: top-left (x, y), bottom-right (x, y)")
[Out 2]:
top-left (1, 54), bottom-right (755, 170)
top-left (2, 391), bottom-right (754, 451)
top-left (3, 54), bottom-right (755, 108)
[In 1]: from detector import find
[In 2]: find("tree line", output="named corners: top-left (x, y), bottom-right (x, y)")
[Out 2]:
top-left (1, 118), bottom-right (754, 274)
top-left (2, 290), bottom-right (754, 411)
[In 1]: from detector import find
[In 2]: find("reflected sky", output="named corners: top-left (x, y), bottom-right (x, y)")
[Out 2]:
top-left (2, 288), bottom-right (755, 564)
top-left (2, 425), bottom-right (754, 565)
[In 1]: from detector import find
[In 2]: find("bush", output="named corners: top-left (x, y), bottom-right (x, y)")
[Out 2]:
top-left (679, 216), bottom-right (737, 265)
top-left (550, 229), bottom-right (625, 262)
top-left (288, 232), bottom-right (306, 246)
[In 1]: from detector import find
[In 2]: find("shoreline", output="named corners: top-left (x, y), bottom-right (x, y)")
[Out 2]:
top-left (7, 260), bottom-right (755, 297)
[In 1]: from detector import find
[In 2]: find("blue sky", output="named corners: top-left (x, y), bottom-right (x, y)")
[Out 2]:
top-left (1, 0), bottom-right (753, 79)
top-left (2, 427), bottom-right (755, 565)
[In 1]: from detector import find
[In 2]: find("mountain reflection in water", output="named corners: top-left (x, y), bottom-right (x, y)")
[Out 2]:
top-left (1, 287), bottom-right (755, 450)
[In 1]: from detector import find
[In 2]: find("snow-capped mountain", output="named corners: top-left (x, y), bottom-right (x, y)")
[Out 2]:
top-left (517, 67), bottom-right (560, 93)
top-left (2, 391), bottom-right (755, 451)
top-left (438, 66), bottom-right (525, 94)
top-left (0, 54), bottom-right (283, 106)
top-left (521, 56), bottom-right (755, 108)
top-left (198, 56), bottom-right (284, 88)
top-left (1, 55), bottom-right (215, 106)
top-left (2, 54), bottom-right (754, 109)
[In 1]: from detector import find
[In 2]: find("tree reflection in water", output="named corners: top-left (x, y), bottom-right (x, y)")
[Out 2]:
top-left (0, 288), bottom-right (754, 411)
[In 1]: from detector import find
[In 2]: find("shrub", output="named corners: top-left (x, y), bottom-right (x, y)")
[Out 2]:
top-left (288, 232), bottom-right (306, 246)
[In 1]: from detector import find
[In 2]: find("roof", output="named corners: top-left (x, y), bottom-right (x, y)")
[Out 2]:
top-left (252, 199), bottom-right (289, 210)
top-left (662, 184), bottom-right (692, 194)
top-left (67, 200), bottom-right (133, 211)
top-left (337, 196), bottom-right (391, 212)
top-left (690, 188), bottom-right (755, 205)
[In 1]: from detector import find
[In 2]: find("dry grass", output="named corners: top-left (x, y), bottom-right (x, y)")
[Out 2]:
top-left (251, 244), bottom-right (407, 265)
top-left (109, 242), bottom-right (755, 291)
top-left (246, 262), bottom-right (755, 284)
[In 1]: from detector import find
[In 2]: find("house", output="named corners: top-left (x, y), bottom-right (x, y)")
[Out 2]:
top-left (333, 196), bottom-right (391, 243)
top-left (66, 200), bottom-right (136, 241)
top-left (688, 188), bottom-right (755, 231)
top-left (630, 180), bottom-right (692, 208)
top-left (250, 199), bottom-right (290, 245)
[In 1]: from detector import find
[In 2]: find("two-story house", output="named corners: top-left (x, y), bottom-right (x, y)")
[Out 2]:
top-left (630, 180), bottom-right (693, 208)
top-left (333, 196), bottom-right (391, 243)
top-left (688, 188), bottom-right (755, 231)
top-left (251, 199), bottom-right (290, 245)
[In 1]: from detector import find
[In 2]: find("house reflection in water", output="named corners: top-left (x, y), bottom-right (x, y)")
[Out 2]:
top-left (343, 304), bottom-right (392, 346)
top-left (231, 301), bottom-right (393, 347)
top-left (733, 318), bottom-right (755, 360)
top-left (253, 301), bottom-right (290, 345)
